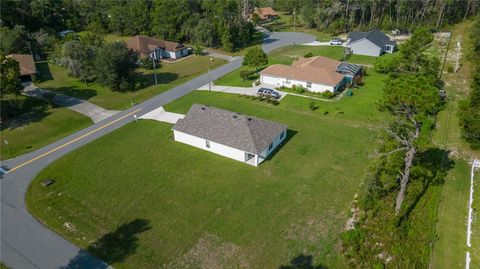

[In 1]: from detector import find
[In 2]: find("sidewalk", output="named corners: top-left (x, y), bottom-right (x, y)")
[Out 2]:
top-left (139, 106), bottom-right (184, 124)
top-left (23, 83), bottom-right (120, 123)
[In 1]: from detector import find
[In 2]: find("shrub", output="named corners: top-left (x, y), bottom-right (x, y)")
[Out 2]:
top-left (192, 45), bottom-right (204, 55)
top-left (292, 84), bottom-right (305, 93)
top-left (239, 70), bottom-right (256, 81)
top-left (139, 57), bottom-right (158, 70)
top-left (304, 52), bottom-right (314, 58)
top-left (309, 101), bottom-right (316, 111)
top-left (447, 65), bottom-right (454, 73)
top-left (321, 91), bottom-right (334, 98)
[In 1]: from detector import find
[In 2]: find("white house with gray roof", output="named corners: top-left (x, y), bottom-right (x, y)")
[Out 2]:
top-left (347, 29), bottom-right (396, 56)
top-left (172, 104), bottom-right (287, 166)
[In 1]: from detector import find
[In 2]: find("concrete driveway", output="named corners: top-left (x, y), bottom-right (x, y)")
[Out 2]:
top-left (139, 107), bottom-right (184, 124)
top-left (23, 83), bottom-right (120, 123)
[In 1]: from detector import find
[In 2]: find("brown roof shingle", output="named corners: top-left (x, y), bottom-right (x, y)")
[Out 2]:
top-left (6, 54), bottom-right (36, 76)
top-left (173, 104), bottom-right (287, 155)
top-left (260, 56), bottom-right (345, 86)
top-left (125, 35), bottom-right (185, 57)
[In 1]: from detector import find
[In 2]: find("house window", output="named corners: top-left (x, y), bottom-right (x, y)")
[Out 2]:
top-left (306, 82), bottom-right (312, 88)
top-left (286, 78), bottom-right (291, 84)
top-left (280, 131), bottom-right (285, 139)
top-left (268, 142), bottom-right (273, 151)
top-left (206, 140), bottom-right (210, 148)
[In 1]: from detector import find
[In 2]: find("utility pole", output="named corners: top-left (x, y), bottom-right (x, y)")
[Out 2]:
top-left (208, 68), bottom-right (212, 94)
top-left (455, 41), bottom-right (461, 73)
top-left (293, 9), bottom-right (296, 32)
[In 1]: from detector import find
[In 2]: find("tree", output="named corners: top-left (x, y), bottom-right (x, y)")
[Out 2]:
top-left (243, 47), bottom-right (268, 69)
top-left (379, 75), bottom-right (441, 214)
top-left (0, 54), bottom-right (22, 98)
top-left (0, 25), bottom-right (30, 55)
top-left (94, 42), bottom-right (139, 91)
top-left (60, 41), bottom-right (95, 85)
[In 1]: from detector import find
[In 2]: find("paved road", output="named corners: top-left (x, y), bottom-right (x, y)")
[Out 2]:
top-left (0, 31), bottom-right (315, 269)
top-left (23, 83), bottom-right (119, 123)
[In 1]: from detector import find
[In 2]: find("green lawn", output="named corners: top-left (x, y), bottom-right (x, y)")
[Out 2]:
top-left (36, 56), bottom-right (227, 110)
top-left (0, 95), bottom-right (91, 160)
top-left (27, 91), bottom-right (383, 268)
top-left (215, 45), bottom-right (377, 87)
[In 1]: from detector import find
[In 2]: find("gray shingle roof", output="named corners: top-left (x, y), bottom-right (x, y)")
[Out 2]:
top-left (347, 29), bottom-right (396, 48)
top-left (173, 104), bottom-right (287, 155)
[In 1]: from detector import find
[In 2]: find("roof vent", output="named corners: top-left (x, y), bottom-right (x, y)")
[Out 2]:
top-left (248, 118), bottom-right (252, 121)
top-left (201, 107), bottom-right (206, 110)
top-left (233, 115), bottom-right (238, 118)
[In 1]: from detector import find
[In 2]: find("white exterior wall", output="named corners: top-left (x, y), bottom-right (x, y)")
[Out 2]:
top-left (260, 75), bottom-right (335, 93)
top-left (347, 39), bottom-right (382, 56)
top-left (173, 130), bottom-right (248, 163)
top-left (259, 129), bottom-right (287, 159)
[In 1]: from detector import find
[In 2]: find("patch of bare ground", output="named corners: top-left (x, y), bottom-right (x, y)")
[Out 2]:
top-left (165, 233), bottom-right (250, 269)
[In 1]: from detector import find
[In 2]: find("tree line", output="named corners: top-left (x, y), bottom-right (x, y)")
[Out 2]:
top-left (270, 0), bottom-right (478, 33)
top-left (1, 0), bottom-right (255, 52)
top-left (342, 28), bottom-right (447, 268)
top-left (458, 16), bottom-right (480, 149)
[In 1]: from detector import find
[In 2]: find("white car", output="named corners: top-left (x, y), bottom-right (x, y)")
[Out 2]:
top-left (329, 38), bottom-right (343, 45)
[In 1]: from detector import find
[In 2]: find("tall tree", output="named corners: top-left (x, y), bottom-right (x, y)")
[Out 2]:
top-left (0, 54), bottom-right (22, 97)
top-left (59, 41), bottom-right (95, 85)
top-left (94, 42), bottom-right (139, 92)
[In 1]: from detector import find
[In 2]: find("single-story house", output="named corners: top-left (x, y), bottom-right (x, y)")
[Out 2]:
top-left (126, 35), bottom-right (189, 60)
top-left (173, 104), bottom-right (287, 167)
top-left (254, 7), bottom-right (278, 21)
top-left (260, 56), bottom-right (362, 93)
top-left (346, 29), bottom-right (396, 57)
top-left (6, 54), bottom-right (37, 80)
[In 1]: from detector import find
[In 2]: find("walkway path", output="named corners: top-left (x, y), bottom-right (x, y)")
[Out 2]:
top-left (139, 107), bottom-right (184, 124)
top-left (0, 31), bottom-right (316, 269)
top-left (23, 83), bottom-right (120, 123)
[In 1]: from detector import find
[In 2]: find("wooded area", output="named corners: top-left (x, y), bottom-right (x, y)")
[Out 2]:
top-left (271, 0), bottom-right (478, 33)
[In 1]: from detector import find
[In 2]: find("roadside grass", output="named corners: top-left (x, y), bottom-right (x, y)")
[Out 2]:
top-left (215, 45), bottom-right (376, 87)
top-left (27, 91), bottom-right (383, 269)
top-left (0, 94), bottom-right (91, 160)
top-left (35, 56), bottom-right (227, 110)
top-left (204, 31), bottom-right (265, 56)
top-left (0, 262), bottom-right (10, 269)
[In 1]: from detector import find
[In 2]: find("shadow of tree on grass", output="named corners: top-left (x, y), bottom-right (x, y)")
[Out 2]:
top-left (87, 219), bottom-right (151, 264)
top-left (279, 255), bottom-right (328, 269)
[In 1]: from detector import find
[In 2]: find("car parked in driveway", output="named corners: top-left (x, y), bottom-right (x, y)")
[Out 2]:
top-left (329, 38), bottom-right (343, 45)
top-left (257, 88), bottom-right (280, 99)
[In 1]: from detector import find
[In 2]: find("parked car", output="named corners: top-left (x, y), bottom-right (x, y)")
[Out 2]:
top-left (257, 88), bottom-right (280, 99)
top-left (329, 38), bottom-right (343, 45)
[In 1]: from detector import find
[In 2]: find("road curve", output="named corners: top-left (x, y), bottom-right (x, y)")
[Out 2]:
top-left (0, 32), bottom-right (315, 269)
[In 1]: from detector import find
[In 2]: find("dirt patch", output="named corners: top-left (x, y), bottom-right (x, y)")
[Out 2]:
top-left (166, 233), bottom-right (250, 269)
top-left (283, 215), bottom-right (336, 244)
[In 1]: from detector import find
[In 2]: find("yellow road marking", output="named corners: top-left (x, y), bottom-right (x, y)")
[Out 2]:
top-left (8, 108), bottom-right (142, 173)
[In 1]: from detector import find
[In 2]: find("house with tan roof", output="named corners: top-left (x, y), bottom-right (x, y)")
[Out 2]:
top-left (125, 35), bottom-right (189, 60)
top-left (254, 7), bottom-right (278, 21)
top-left (6, 54), bottom-right (37, 79)
top-left (260, 56), bottom-right (362, 93)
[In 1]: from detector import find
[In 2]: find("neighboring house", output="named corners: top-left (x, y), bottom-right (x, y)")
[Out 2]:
top-left (346, 29), bottom-right (396, 56)
top-left (58, 30), bottom-right (74, 38)
top-left (126, 35), bottom-right (189, 60)
top-left (254, 7), bottom-right (278, 21)
top-left (6, 54), bottom-right (37, 80)
top-left (260, 56), bottom-right (362, 93)
top-left (173, 104), bottom-right (287, 167)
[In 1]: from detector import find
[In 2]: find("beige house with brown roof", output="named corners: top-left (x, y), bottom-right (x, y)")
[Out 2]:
top-left (260, 56), bottom-right (361, 93)
top-left (126, 35), bottom-right (189, 60)
top-left (6, 54), bottom-right (37, 79)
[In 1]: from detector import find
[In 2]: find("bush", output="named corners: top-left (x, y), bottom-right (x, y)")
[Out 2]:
top-left (321, 91), bottom-right (334, 98)
top-left (304, 52), bottom-right (314, 58)
top-left (192, 45), bottom-right (204, 55)
top-left (447, 65), bottom-right (454, 73)
top-left (292, 84), bottom-right (305, 93)
top-left (239, 70), bottom-right (256, 81)
top-left (309, 101), bottom-right (316, 111)
top-left (139, 57), bottom-right (158, 70)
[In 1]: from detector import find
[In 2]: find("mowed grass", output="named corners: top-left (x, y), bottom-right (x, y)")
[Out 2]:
top-left (36, 56), bottom-right (226, 110)
top-left (431, 159), bottom-right (479, 268)
top-left (27, 92), bottom-right (381, 268)
top-left (0, 95), bottom-right (91, 160)
top-left (262, 13), bottom-right (334, 41)
top-left (215, 45), bottom-right (377, 87)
